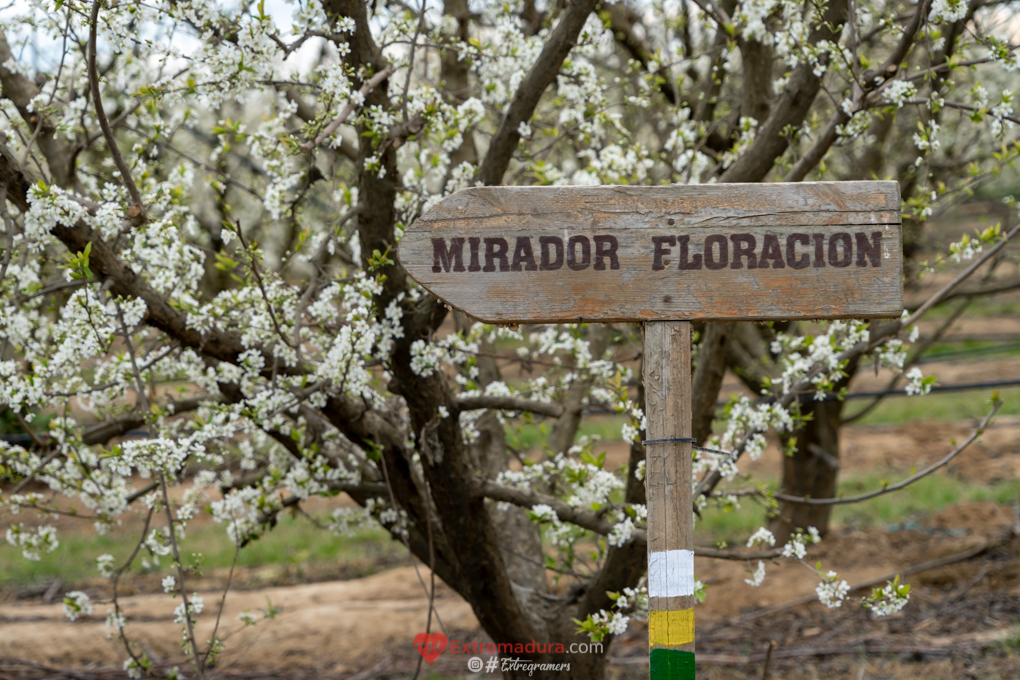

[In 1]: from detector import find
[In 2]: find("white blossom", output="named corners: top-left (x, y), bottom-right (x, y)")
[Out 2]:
top-left (816, 572), bottom-right (851, 608)
top-left (744, 560), bottom-right (766, 587)
top-left (63, 591), bottom-right (93, 621)
top-left (782, 536), bottom-right (807, 559)
top-left (96, 554), bottom-right (116, 577)
top-left (747, 527), bottom-right (776, 548)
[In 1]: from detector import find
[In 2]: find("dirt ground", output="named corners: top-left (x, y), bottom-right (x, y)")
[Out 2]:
top-left (1, 414), bottom-right (1019, 680)
top-left (1, 502), bottom-right (1017, 679)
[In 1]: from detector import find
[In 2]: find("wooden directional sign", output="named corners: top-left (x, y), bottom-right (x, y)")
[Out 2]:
top-left (400, 181), bottom-right (902, 680)
top-left (399, 181), bottom-right (902, 324)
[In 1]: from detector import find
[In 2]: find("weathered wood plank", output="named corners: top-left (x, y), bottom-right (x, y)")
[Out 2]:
top-left (644, 321), bottom-right (696, 678)
top-left (420, 182), bottom-right (900, 222)
top-left (399, 182), bottom-right (902, 323)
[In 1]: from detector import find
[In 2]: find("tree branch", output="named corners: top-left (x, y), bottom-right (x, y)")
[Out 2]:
top-left (476, 0), bottom-right (599, 186)
top-left (842, 298), bottom-right (970, 425)
top-left (903, 222), bottom-right (1020, 329)
top-left (283, 87), bottom-right (358, 161)
top-left (0, 139), bottom-right (312, 378)
top-left (477, 479), bottom-right (784, 560)
top-left (547, 324), bottom-right (610, 455)
top-left (81, 396), bottom-right (210, 446)
top-left (776, 399), bottom-right (1001, 505)
top-left (602, 3), bottom-right (678, 105)
top-left (785, 0), bottom-right (932, 182)
top-left (688, 0), bottom-right (732, 28)
top-left (298, 65), bottom-right (396, 153)
top-left (454, 395), bottom-right (564, 418)
top-left (0, 31), bottom-right (77, 189)
top-left (719, 0), bottom-right (849, 183)
top-left (88, 0), bottom-right (143, 213)
top-left (695, 221), bottom-right (1018, 504)
top-left (477, 480), bottom-right (639, 540)
top-left (907, 277), bottom-right (1020, 309)
top-left (694, 545), bottom-right (783, 560)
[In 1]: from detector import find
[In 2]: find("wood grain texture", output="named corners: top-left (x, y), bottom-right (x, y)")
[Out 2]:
top-left (398, 182), bottom-right (903, 323)
top-left (644, 321), bottom-right (695, 657)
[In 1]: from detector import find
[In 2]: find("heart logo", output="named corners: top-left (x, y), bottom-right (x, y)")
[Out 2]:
top-left (413, 632), bottom-right (448, 663)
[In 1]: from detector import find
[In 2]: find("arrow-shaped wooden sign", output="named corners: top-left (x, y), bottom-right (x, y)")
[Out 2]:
top-left (399, 181), bottom-right (902, 324)
top-left (399, 181), bottom-right (903, 680)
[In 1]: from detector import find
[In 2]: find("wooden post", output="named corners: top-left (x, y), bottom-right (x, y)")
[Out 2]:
top-left (643, 320), bottom-right (695, 680)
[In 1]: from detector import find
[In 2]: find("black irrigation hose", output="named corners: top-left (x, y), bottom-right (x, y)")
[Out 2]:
top-left (916, 340), bottom-right (1020, 364)
top-left (812, 377), bottom-right (1020, 402)
top-left (717, 377), bottom-right (1020, 408)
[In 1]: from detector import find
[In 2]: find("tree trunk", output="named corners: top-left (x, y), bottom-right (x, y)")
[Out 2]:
top-left (770, 398), bottom-right (843, 544)
top-left (496, 615), bottom-right (608, 680)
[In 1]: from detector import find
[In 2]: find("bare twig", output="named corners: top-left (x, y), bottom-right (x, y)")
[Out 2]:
top-left (12, 409), bottom-right (47, 448)
top-left (401, 0), bottom-right (427, 120)
top-left (203, 541), bottom-right (241, 667)
top-left (946, 564), bottom-right (989, 602)
top-left (88, 0), bottom-right (144, 213)
top-left (694, 545), bottom-right (784, 560)
top-left (688, 0), bottom-right (732, 29)
top-left (476, 0), bottom-right (600, 186)
top-left (903, 223), bottom-right (1020, 328)
top-left (292, 205), bottom-right (361, 360)
top-left (299, 66), bottom-right (396, 152)
top-left (159, 471), bottom-right (207, 680)
top-left (20, 14), bottom-right (70, 172)
top-left (109, 507), bottom-right (155, 675)
top-left (842, 299), bottom-right (970, 424)
top-left (115, 302), bottom-right (150, 410)
top-left (235, 222), bottom-right (293, 350)
top-left (761, 640), bottom-right (777, 680)
top-left (10, 448), bottom-right (61, 493)
top-left (737, 534), bottom-right (1005, 623)
top-left (939, 99), bottom-right (1020, 126)
top-left (785, 0), bottom-right (931, 181)
top-left (0, 176), bottom-right (15, 287)
top-left (777, 398), bottom-right (1001, 505)
top-left (904, 55), bottom-right (1010, 83)
top-left (908, 277), bottom-right (1020, 309)
top-left (125, 481), bottom-right (158, 505)
top-left (376, 440), bottom-right (449, 636)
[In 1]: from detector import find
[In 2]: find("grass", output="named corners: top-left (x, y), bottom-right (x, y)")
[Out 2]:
top-left (920, 338), bottom-right (1020, 361)
top-left (833, 474), bottom-right (1020, 529)
top-left (5, 473), bottom-right (1017, 590)
top-left (695, 495), bottom-right (774, 543)
top-left (0, 515), bottom-right (404, 588)
top-left (848, 386), bottom-right (1020, 425)
top-left (697, 473), bottom-right (1020, 545)
top-left (506, 414), bottom-right (629, 452)
top-left (923, 298), bottom-right (1020, 320)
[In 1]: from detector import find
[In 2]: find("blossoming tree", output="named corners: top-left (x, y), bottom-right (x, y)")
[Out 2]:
top-left (0, 0), bottom-right (1017, 677)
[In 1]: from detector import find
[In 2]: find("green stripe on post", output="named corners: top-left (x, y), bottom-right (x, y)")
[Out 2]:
top-left (650, 648), bottom-right (695, 679)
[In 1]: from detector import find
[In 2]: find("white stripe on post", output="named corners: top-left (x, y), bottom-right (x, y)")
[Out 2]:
top-left (647, 549), bottom-right (695, 598)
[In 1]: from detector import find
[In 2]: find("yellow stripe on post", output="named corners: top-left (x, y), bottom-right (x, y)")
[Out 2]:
top-left (648, 609), bottom-right (695, 647)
